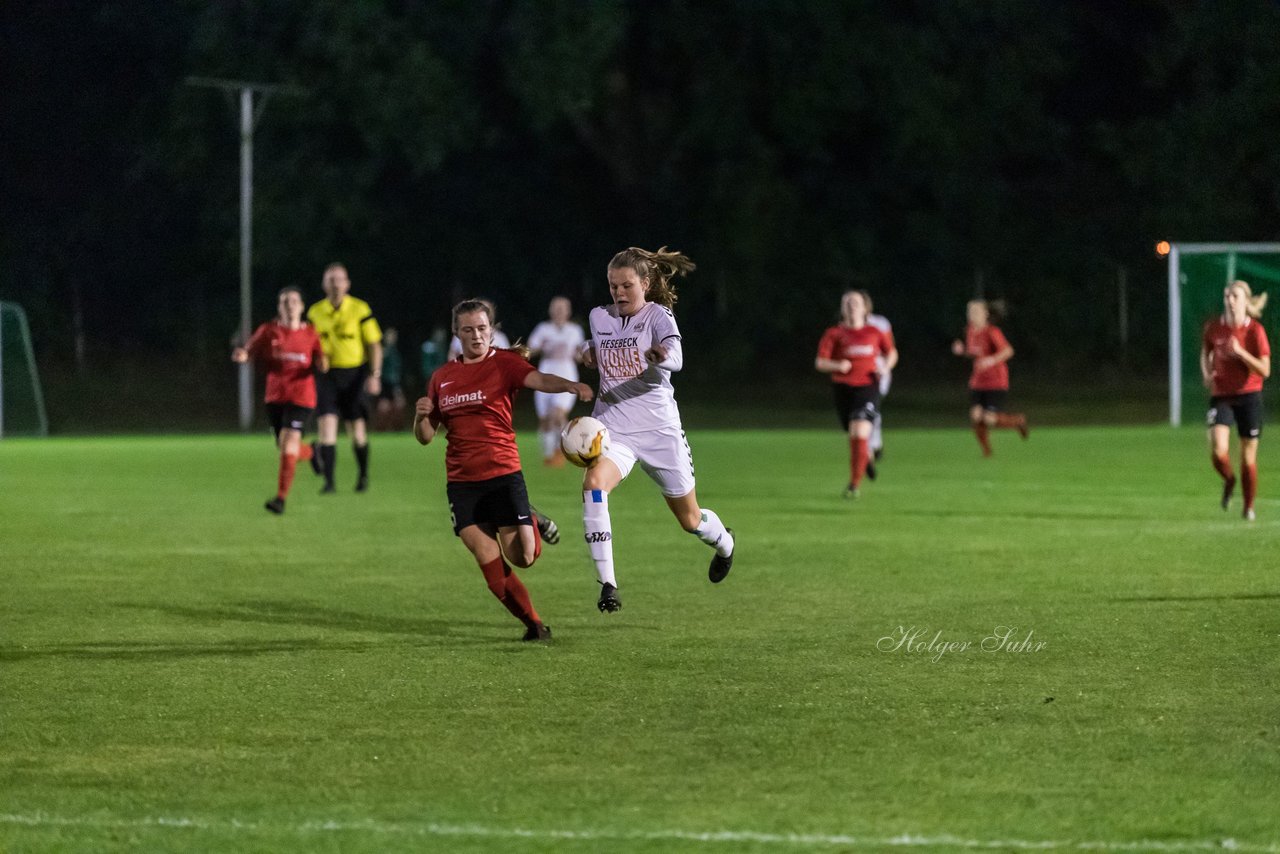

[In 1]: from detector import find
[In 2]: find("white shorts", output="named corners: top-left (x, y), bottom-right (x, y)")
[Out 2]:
top-left (601, 423), bottom-right (696, 498)
top-left (534, 390), bottom-right (577, 419)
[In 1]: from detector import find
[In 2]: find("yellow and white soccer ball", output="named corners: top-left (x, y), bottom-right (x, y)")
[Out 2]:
top-left (560, 416), bottom-right (611, 468)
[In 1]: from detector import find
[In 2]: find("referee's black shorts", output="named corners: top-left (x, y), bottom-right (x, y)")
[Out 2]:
top-left (316, 366), bottom-right (369, 421)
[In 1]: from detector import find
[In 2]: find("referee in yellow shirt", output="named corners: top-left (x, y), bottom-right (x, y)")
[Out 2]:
top-left (308, 262), bottom-right (383, 493)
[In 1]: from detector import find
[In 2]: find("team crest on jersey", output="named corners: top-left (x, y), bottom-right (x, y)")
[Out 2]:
top-left (633, 323), bottom-right (645, 332)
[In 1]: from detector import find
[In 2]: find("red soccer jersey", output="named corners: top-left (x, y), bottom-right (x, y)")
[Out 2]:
top-left (245, 321), bottom-right (324, 407)
top-left (817, 324), bottom-right (894, 387)
top-left (427, 349), bottom-right (536, 482)
top-left (1203, 316), bottom-right (1270, 397)
top-left (964, 324), bottom-right (1011, 391)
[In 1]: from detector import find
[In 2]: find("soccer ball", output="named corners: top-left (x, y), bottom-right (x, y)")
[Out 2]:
top-left (561, 416), bottom-right (611, 468)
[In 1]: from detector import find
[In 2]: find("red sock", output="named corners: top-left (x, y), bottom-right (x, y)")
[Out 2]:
top-left (850, 437), bottom-right (869, 487)
top-left (994, 412), bottom-right (1023, 430)
top-left (479, 557), bottom-right (537, 628)
top-left (1242, 462), bottom-right (1258, 511)
top-left (530, 514), bottom-right (543, 561)
top-left (277, 452), bottom-right (298, 498)
top-left (973, 422), bottom-right (992, 456)
top-left (502, 571), bottom-right (541, 628)
top-left (298, 443), bottom-right (314, 462)
top-left (1211, 453), bottom-right (1235, 483)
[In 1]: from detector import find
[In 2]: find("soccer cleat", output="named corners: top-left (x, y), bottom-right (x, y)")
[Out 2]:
top-left (873, 447), bottom-right (884, 462)
top-left (842, 484), bottom-right (860, 499)
top-left (264, 496), bottom-right (286, 514)
top-left (1221, 476), bottom-right (1236, 511)
top-left (355, 474), bottom-right (369, 493)
top-left (320, 482), bottom-right (336, 494)
top-left (309, 441), bottom-right (322, 476)
top-left (530, 505), bottom-right (559, 544)
top-left (1017, 417), bottom-right (1030, 440)
top-left (522, 623), bottom-right (552, 642)
top-left (1244, 507), bottom-right (1257, 522)
top-left (708, 529), bottom-right (734, 583)
top-left (597, 582), bottom-right (622, 613)
top-left (865, 458), bottom-right (877, 481)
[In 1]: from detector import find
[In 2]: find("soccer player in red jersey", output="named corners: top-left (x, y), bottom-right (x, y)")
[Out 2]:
top-left (951, 299), bottom-right (1027, 457)
top-left (816, 290), bottom-right (899, 498)
top-left (231, 286), bottom-right (327, 514)
top-left (414, 299), bottom-right (593, 641)
top-left (1201, 280), bottom-right (1271, 521)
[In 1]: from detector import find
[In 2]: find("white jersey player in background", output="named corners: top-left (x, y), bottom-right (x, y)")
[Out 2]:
top-left (866, 305), bottom-right (893, 475)
top-left (579, 246), bottom-right (736, 613)
top-left (527, 296), bottom-right (586, 466)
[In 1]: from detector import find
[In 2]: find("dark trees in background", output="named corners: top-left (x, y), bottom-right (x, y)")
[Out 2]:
top-left (3, 0), bottom-right (1280, 418)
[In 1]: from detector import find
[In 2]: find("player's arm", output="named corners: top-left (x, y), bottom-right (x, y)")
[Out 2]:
top-left (1200, 341), bottom-right (1215, 387)
top-left (814, 330), bottom-right (851, 374)
top-left (232, 325), bottom-right (266, 363)
top-left (884, 346), bottom-right (899, 372)
top-left (644, 335), bottom-right (683, 371)
top-left (413, 396), bottom-right (439, 445)
top-left (525, 371), bottom-right (594, 402)
top-left (1229, 336), bottom-right (1271, 378)
top-left (365, 339), bottom-right (384, 395)
top-left (579, 339), bottom-right (596, 369)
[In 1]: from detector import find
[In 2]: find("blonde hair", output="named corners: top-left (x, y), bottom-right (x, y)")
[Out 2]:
top-left (608, 246), bottom-right (696, 309)
top-left (451, 298), bottom-right (531, 360)
top-left (969, 298), bottom-right (1006, 325)
top-left (1228, 280), bottom-right (1268, 319)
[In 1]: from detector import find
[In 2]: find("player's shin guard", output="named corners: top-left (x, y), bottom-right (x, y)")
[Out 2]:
top-left (278, 452), bottom-right (299, 499)
top-left (691, 508), bottom-right (734, 557)
top-left (973, 422), bottom-right (992, 456)
top-left (850, 437), bottom-right (870, 487)
top-left (1212, 453), bottom-right (1235, 482)
top-left (583, 489), bottom-right (616, 587)
top-left (1242, 462), bottom-right (1258, 511)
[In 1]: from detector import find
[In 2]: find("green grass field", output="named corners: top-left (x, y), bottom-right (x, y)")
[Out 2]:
top-left (3, 426), bottom-right (1278, 852)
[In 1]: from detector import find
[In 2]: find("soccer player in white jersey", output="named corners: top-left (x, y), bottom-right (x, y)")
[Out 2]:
top-left (866, 304), bottom-right (893, 475)
top-left (578, 246), bottom-right (736, 613)
top-left (528, 296), bottom-right (586, 466)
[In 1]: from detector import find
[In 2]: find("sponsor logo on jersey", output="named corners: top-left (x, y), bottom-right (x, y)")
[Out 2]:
top-left (278, 351), bottom-right (311, 363)
top-left (598, 337), bottom-right (639, 350)
top-left (585, 531), bottom-right (612, 543)
top-left (440, 390), bottom-right (486, 408)
top-left (845, 344), bottom-right (876, 357)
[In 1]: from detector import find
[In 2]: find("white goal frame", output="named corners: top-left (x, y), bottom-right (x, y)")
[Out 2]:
top-left (0, 301), bottom-right (49, 438)
top-left (1166, 242), bottom-right (1280, 426)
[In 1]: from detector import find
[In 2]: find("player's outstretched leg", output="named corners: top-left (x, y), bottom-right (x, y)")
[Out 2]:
top-left (583, 489), bottom-right (620, 612)
top-left (995, 412), bottom-right (1029, 439)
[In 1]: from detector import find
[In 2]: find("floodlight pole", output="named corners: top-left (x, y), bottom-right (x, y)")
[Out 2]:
top-left (186, 77), bottom-right (305, 430)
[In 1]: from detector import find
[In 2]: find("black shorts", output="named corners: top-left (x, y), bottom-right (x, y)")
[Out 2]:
top-left (446, 472), bottom-right (535, 536)
top-left (265, 403), bottom-right (313, 440)
top-left (1208, 392), bottom-right (1263, 439)
top-left (316, 366), bottom-right (369, 421)
top-left (969, 389), bottom-right (1008, 412)
top-left (833, 383), bottom-right (881, 429)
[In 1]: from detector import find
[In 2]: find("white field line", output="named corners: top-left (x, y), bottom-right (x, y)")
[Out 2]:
top-left (1, 812), bottom-right (1277, 852)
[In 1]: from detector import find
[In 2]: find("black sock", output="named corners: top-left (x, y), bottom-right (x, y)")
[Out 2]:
top-left (354, 443), bottom-right (369, 478)
top-left (320, 444), bottom-right (337, 485)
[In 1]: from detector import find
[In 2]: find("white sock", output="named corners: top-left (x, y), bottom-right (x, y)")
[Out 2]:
top-left (540, 429), bottom-right (559, 459)
top-left (582, 489), bottom-right (616, 586)
top-left (693, 508), bottom-right (733, 557)
top-left (871, 413), bottom-right (883, 453)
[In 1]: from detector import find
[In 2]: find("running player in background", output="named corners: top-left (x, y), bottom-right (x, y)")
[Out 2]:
top-left (578, 247), bottom-right (737, 614)
top-left (865, 301), bottom-right (893, 476)
top-left (528, 296), bottom-right (586, 466)
top-left (951, 299), bottom-right (1027, 457)
top-left (1201, 279), bottom-right (1271, 521)
top-left (232, 286), bottom-right (327, 514)
top-left (308, 263), bottom-right (383, 493)
top-left (815, 290), bottom-right (898, 498)
top-left (415, 299), bottom-right (593, 641)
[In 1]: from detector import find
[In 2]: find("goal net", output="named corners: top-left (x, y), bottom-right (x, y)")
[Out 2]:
top-left (0, 301), bottom-right (49, 437)
top-left (1167, 243), bottom-right (1280, 426)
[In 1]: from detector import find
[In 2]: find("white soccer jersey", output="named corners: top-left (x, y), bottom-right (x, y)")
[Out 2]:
top-left (587, 302), bottom-right (683, 432)
top-left (528, 320), bottom-right (585, 381)
top-left (868, 313), bottom-right (893, 395)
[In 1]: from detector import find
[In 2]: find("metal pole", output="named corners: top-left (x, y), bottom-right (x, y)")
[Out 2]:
top-left (239, 88), bottom-right (253, 431)
top-left (1168, 246), bottom-right (1181, 427)
top-left (0, 305), bottom-right (6, 440)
